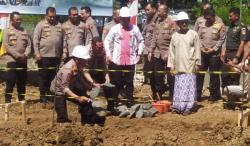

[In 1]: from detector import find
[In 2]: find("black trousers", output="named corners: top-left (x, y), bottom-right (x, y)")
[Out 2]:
top-left (143, 54), bottom-right (152, 83)
top-left (55, 72), bottom-right (94, 124)
top-left (221, 50), bottom-right (241, 88)
top-left (5, 61), bottom-right (27, 103)
top-left (109, 62), bottom-right (135, 107)
top-left (38, 57), bottom-right (60, 102)
top-left (150, 57), bottom-right (174, 99)
top-left (197, 53), bottom-right (221, 100)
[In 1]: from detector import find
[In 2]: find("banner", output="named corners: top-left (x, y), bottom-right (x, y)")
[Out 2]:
top-left (0, 0), bottom-right (112, 16)
top-left (128, 0), bottom-right (138, 25)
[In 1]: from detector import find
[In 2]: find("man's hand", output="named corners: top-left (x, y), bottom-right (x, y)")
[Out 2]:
top-left (239, 61), bottom-right (249, 72)
top-left (194, 65), bottom-right (200, 72)
top-left (148, 53), bottom-right (152, 62)
top-left (136, 55), bottom-right (141, 64)
top-left (77, 96), bottom-right (93, 103)
top-left (203, 48), bottom-right (214, 54)
top-left (106, 56), bottom-right (112, 64)
top-left (36, 54), bottom-right (41, 61)
top-left (162, 54), bottom-right (168, 62)
top-left (105, 74), bottom-right (110, 83)
top-left (232, 57), bottom-right (239, 64)
top-left (220, 51), bottom-right (225, 63)
top-left (93, 83), bottom-right (101, 88)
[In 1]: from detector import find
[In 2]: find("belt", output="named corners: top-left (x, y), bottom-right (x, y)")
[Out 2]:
top-left (226, 50), bottom-right (237, 52)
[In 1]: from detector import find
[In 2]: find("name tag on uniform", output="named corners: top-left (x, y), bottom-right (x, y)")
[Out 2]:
top-left (242, 28), bottom-right (246, 35)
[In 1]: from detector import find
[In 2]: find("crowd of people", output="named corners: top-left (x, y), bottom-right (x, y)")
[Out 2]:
top-left (1, 1), bottom-right (250, 125)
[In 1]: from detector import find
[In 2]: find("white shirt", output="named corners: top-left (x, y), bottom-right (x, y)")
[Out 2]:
top-left (104, 23), bottom-right (144, 65)
top-left (168, 29), bottom-right (201, 73)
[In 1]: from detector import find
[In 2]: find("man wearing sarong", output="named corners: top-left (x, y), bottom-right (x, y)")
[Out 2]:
top-left (167, 12), bottom-right (201, 115)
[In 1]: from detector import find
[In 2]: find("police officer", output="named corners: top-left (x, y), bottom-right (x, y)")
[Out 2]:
top-left (197, 9), bottom-right (226, 102)
top-left (62, 6), bottom-right (92, 62)
top-left (102, 9), bottom-right (120, 41)
top-left (194, 2), bottom-right (222, 32)
top-left (3, 11), bottom-right (31, 103)
top-left (50, 45), bottom-right (104, 125)
top-left (142, 2), bottom-right (158, 84)
top-left (80, 6), bottom-right (99, 38)
top-left (221, 7), bottom-right (248, 89)
top-left (148, 4), bottom-right (176, 100)
top-left (33, 7), bottom-right (63, 103)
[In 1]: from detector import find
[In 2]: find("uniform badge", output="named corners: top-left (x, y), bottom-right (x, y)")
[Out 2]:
top-left (164, 23), bottom-right (169, 29)
top-left (242, 28), bottom-right (246, 35)
top-left (11, 40), bottom-right (17, 45)
top-left (212, 22), bottom-right (222, 29)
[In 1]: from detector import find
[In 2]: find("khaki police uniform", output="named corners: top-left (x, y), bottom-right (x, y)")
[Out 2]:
top-left (33, 19), bottom-right (63, 103)
top-left (221, 21), bottom-right (248, 88)
top-left (85, 16), bottom-right (99, 38)
top-left (3, 25), bottom-right (32, 103)
top-left (50, 59), bottom-right (94, 124)
top-left (141, 13), bottom-right (158, 83)
top-left (149, 16), bottom-right (176, 99)
top-left (197, 20), bottom-right (226, 101)
top-left (102, 20), bottom-right (116, 41)
top-left (194, 15), bottom-right (223, 32)
top-left (62, 20), bottom-right (92, 61)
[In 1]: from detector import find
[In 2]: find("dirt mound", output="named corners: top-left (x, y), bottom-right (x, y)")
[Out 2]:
top-left (0, 123), bottom-right (104, 146)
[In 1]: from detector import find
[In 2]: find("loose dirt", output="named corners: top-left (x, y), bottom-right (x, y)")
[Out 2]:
top-left (1, 84), bottom-right (250, 146)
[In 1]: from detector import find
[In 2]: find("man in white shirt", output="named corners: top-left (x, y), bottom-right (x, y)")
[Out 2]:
top-left (104, 7), bottom-right (144, 108)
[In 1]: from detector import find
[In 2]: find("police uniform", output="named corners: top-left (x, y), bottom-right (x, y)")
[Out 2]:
top-left (149, 16), bottom-right (176, 99)
top-left (141, 13), bottom-right (158, 84)
top-left (85, 17), bottom-right (99, 38)
top-left (3, 25), bottom-right (32, 103)
top-left (50, 59), bottom-right (94, 124)
top-left (221, 21), bottom-right (248, 88)
top-left (62, 20), bottom-right (92, 62)
top-left (33, 19), bottom-right (63, 103)
top-left (194, 15), bottom-right (223, 32)
top-left (197, 20), bottom-right (226, 101)
top-left (102, 20), bottom-right (117, 41)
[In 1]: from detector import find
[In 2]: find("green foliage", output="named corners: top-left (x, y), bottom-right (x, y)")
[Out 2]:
top-left (193, 0), bottom-right (250, 26)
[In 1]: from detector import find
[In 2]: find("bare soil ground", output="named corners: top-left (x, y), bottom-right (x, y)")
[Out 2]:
top-left (0, 84), bottom-right (250, 146)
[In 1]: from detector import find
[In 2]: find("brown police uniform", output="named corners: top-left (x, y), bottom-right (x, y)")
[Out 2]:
top-left (3, 25), bottom-right (32, 103)
top-left (62, 20), bottom-right (92, 61)
top-left (102, 20), bottom-right (116, 41)
top-left (197, 20), bottom-right (226, 101)
top-left (194, 15), bottom-right (223, 32)
top-left (149, 16), bottom-right (176, 99)
top-left (85, 16), bottom-right (99, 38)
top-left (221, 21), bottom-right (248, 88)
top-left (50, 59), bottom-right (94, 124)
top-left (33, 19), bottom-right (63, 103)
top-left (141, 13), bottom-right (158, 83)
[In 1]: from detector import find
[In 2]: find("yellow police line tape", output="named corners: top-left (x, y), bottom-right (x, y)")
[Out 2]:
top-left (0, 67), bottom-right (244, 74)
top-left (1, 92), bottom-right (250, 105)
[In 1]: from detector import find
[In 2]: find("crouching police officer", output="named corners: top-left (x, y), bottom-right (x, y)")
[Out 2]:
top-left (50, 45), bottom-right (104, 125)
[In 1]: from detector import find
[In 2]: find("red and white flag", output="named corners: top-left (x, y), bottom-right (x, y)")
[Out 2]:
top-left (0, 13), bottom-right (9, 29)
top-left (128, 0), bottom-right (138, 25)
